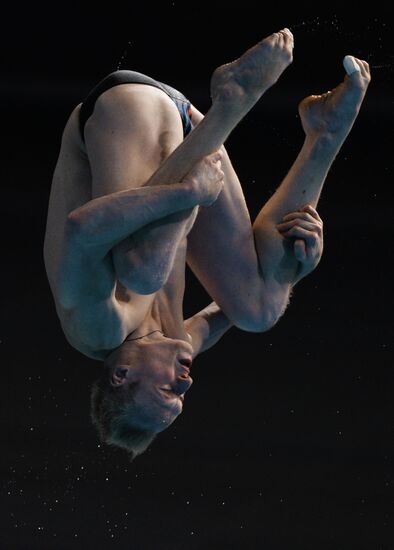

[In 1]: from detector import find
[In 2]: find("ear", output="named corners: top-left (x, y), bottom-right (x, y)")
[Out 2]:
top-left (110, 366), bottom-right (129, 387)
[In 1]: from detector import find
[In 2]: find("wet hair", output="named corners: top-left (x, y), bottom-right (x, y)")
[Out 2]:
top-left (90, 365), bottom-right (158, 462)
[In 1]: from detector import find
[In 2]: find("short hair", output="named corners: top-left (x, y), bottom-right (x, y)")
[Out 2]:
top-left (90, 365), bottom-right (158, 462)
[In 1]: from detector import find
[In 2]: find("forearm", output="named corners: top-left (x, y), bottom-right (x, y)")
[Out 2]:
top-left (185, 302), bottom-right (233, 358)
top-left (67, 182), bottom-right (199, 247)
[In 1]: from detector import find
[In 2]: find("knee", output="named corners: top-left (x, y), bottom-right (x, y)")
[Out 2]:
top-left (113, 250), bottom-right (169, 295)
top-left (233, 310), bottom-right (278, 333)
top-left (118, 271), bottom-right (165, 296)
top-left (230, 300), bottom-right (285, 333)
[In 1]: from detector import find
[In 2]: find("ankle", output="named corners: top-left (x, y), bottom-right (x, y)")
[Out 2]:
top-left (304, 132), bottom-right (344, 158)
top-left (211, 91), bottom-right (258, 122)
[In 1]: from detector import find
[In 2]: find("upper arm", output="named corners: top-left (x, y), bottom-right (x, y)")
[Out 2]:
top-left (55, 231), bottom-right (141, 349)
top-left (55, 223), bottom-right (117, 310)
top-left (84, 84), bottom-right (184, 198)
top-left (185, 302), bottom-right (233, 358)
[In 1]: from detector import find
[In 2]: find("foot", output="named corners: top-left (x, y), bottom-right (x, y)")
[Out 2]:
top-left (298, 56), bottom-right (371, 143)
top-left (210, 28), bottom-right (294, 109)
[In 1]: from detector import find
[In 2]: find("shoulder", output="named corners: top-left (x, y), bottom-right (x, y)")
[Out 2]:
top-left (59, 298), bottom-right (137, 359)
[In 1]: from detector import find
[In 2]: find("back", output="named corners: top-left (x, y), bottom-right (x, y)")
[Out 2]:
top-left (43, 104), bottom-right (92, 300)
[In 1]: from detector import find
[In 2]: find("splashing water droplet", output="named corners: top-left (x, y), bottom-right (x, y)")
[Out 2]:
top-left (116, 40), bottom-right (132, 71)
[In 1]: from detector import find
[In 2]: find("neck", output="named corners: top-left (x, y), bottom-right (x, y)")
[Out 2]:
top-left (125, 329), bottom-right (164, 342)
top-left (130, 289), bottom-right (188, 342)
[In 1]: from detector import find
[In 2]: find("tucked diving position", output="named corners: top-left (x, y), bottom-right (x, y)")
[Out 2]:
top-left (43, 28), bottom-right (370, 460)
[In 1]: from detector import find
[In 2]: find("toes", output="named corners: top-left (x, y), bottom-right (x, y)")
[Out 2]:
top-left (343, 55), bottom-right (371, 88)
top-left (279, 28), bottom-right (293, 44)
top-left (343, 55), bottom-right (361, 76)
top-left (267, 29), bottom-right (294, 54)
top-left (277, 28), bottom-right (294, 61)
top-left (269, 32), bottom-right (280, 44)
top-left (359, 59), bottom-right (371, 80)
top-left (282, 28), bottom-right (294, 44)
top-left (277, 32), bottom-right (285, 48)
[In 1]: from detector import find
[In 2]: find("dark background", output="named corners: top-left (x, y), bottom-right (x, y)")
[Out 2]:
top-left (1, 4), bottom-right (393, 549)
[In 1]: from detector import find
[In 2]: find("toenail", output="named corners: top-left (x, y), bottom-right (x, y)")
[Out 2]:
top-left (343, 55), bottom-right (361, 76)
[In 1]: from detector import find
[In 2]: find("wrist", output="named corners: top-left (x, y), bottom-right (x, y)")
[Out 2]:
top-left (177, 179), bottom-right (201, 208)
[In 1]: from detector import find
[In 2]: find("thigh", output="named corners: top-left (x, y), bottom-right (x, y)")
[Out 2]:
top-left (85, 83), bottom-right (188, 284)
top-left (86, 83), bottom-right (185, 197)
top-left (186, 106), bottom-right (262, 324)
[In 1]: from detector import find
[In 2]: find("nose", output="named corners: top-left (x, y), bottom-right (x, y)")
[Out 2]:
top-left (176, 354), bottom-right (193, 378)
top-left (179, 357), bottom-right (192, 369)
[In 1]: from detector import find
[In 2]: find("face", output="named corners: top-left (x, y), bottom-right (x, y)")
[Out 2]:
top-left (113, 333), bottom-right (194, 433)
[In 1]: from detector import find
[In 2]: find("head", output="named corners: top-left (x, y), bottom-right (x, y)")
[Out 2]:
top-left (90, 331), bottom-right (194, 461)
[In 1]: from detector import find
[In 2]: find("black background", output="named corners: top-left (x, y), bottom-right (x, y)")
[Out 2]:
top-left (1, 3), bottom-right (394, 549)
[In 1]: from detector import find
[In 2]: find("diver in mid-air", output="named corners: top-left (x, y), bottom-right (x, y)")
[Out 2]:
top-left (43, 28), bottom-right (370, 460)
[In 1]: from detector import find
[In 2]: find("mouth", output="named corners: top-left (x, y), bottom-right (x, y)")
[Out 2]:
top-left (161, 388), bottom-right (184, 402)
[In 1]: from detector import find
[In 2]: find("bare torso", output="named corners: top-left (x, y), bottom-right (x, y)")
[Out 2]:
top-left (44, 100), bottom-right (192, 360)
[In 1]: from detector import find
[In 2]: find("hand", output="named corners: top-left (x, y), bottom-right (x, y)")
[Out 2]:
top-left (182, 151), bottom-right (224, 207)
top-left (276, 204), bottom-right (323, 278)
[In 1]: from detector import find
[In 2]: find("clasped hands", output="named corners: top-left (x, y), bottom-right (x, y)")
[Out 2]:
top-left (276, 204), bottom-right (324, 278)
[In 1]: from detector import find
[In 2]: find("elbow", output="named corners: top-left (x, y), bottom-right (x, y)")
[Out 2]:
top-left (66, 208), bottom-right (102, 246)
top-left (115, 255), bottom-right (169, 296)
top-left (65, 210), bottom-right (88, 242)
top-left (119, 274), bottom-right (165, 296)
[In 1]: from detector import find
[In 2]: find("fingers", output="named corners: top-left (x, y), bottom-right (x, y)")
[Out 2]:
top-left (299, 204), bottom-right (323, 223)
top-left (209, 150), bottom-right (223, 163)
top-left (293, 239), bottom-right (307, 262)
top-left (204, 151), bottom-right (224, 181)
top-left (277, 219), bottom-right (322, 238)
top-left (279, 204), bottom-right (323, 225)
top-left (276, 205), bottom-right (323, 267)
top-left (277, 214), bottom-right (323, 238)
top-left (279, 225), bottom-right (320, 249)
top-left (281, 209), bottom-right (323, 226)
top-left (283, 204), bottom-right (318, 218)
